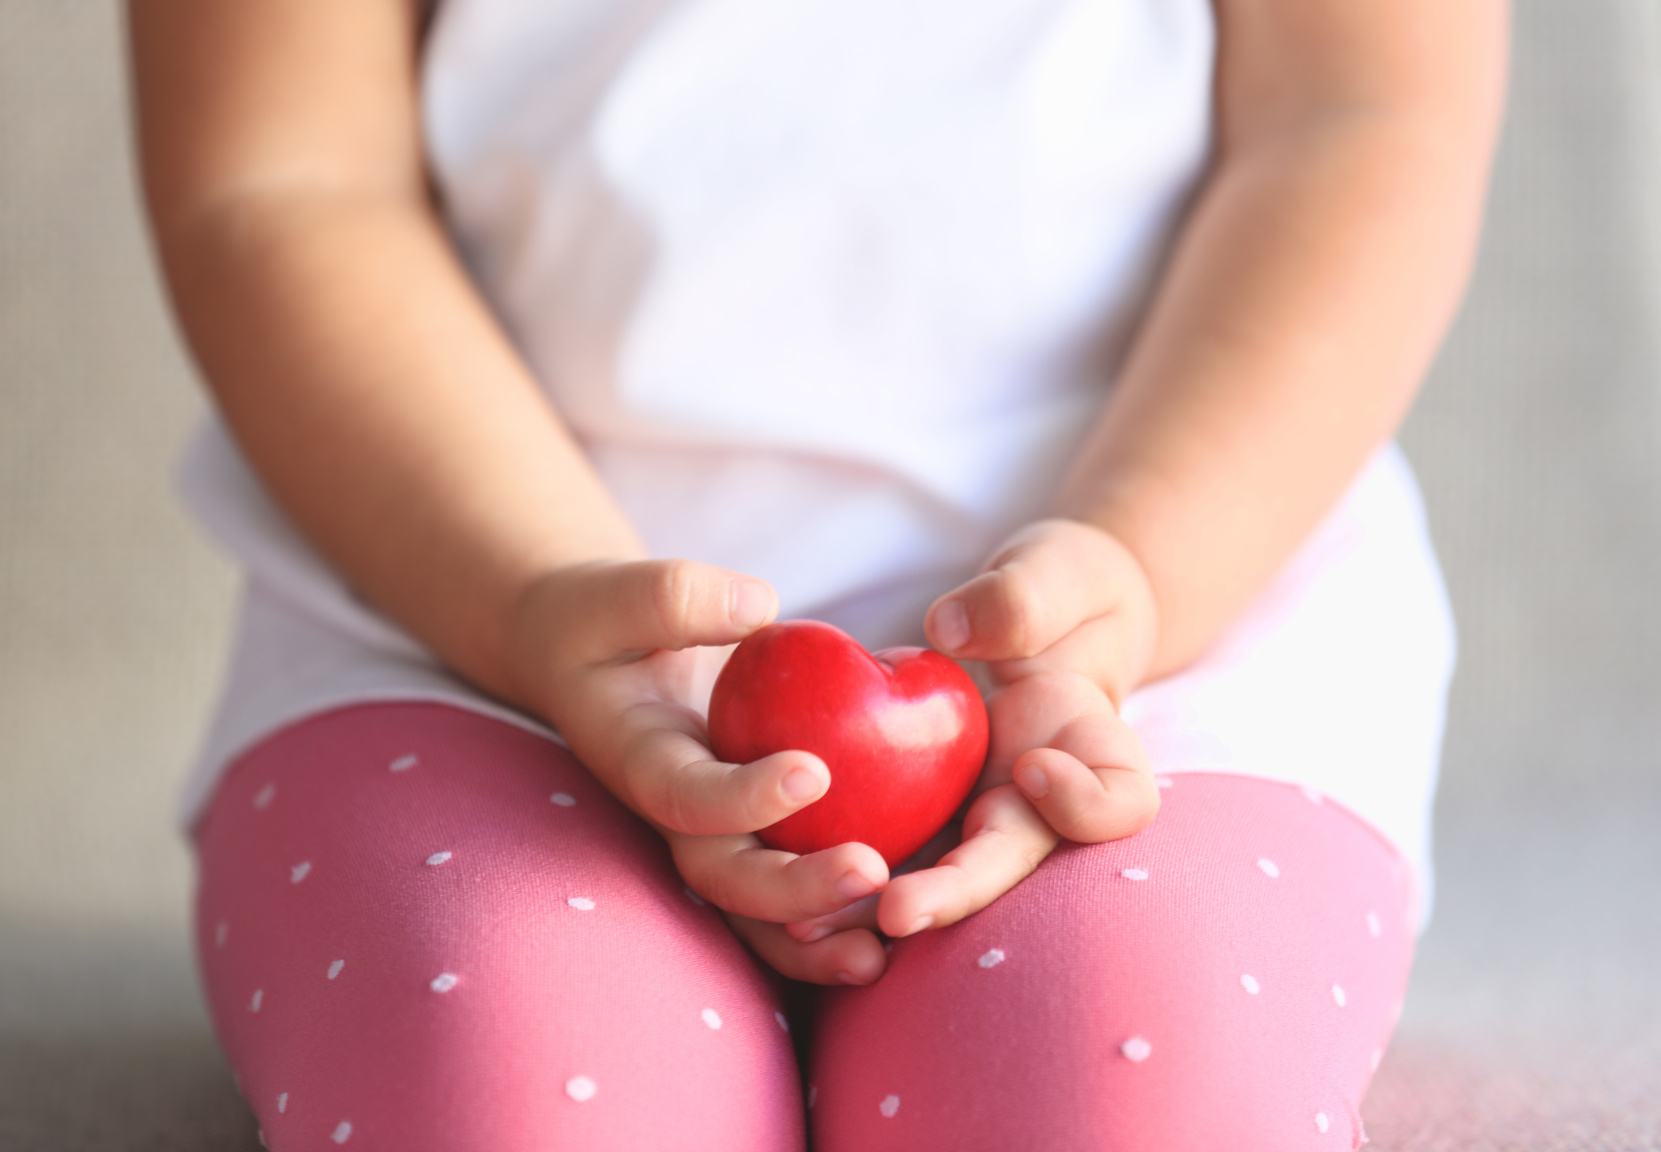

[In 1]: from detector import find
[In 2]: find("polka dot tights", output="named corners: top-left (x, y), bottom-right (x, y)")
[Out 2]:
top-left (195, 703), bottom-right (1413, 1151)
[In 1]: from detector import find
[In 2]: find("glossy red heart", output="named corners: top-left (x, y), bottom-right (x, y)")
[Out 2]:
top-left (707, 620), bottom-right (989, 867)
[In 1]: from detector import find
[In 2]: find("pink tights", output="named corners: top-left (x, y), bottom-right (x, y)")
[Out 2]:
top-left (194, 702), bottom-right (1413, 1151)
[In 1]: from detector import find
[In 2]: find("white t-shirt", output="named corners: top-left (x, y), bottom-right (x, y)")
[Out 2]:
top-left (178, 0), bottom-right (1453, 916)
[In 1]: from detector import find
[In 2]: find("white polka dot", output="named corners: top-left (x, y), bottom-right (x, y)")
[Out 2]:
top-left (701, 1008), bottom-right (723, 1030)
top-left (566, 1076), bottom-right (597, 1102)
top-left (978, 948), bottom-right (1006, 969)
top-left (389, 754), bottom-right (418, 772)
top-left (1240, 974), bottom-right (1260, 995)
top-left (1302, 785), bottom-right (1324, 804)
top-left (249, 989), bottom-right (263, 1013)
top-left (1257, 858), bottom-right (1280, 879)
top-left (425, 851), bottom-right (453, 866)
top-left (291, 861), bottom-right (312, 884)
top-left (775, 1011), bottom-right (790, 1031)
top-left (808, 1085), bottom-right (818, 1110)
top-left (1366, 911), bottom-right (1382, 938)
top-left (568, 897), bottom-right (596, 911)
top-left (277, 1092), bottom-right (288, 1114)
top-left (1315, 1112), bottom-right (1330, 1134)
top-left (1370, 1048), bottom-right (1382, 1072)
top-left (253, 783), bottom-right (276, 810)
top-left (430, 972), bottom-right (459, 993)
top-left (215, 920), bottom-right (228, 949)
top-left (1332, 984), bottom-right (1347, 1008)
top-left (550, 792), bottom-right (577, 807)
top-left (1156, 776), bottom-right (1175, 789)
top-left (327, 959), bottom-right (344, 980)
top-left (331, 1120), bottom-right (353, 1144)
top-left (683, 886), bottom-right (705, 907)
top-left (879, 1094), bottom-right (901, 1118)
top-left (1121, 868), bottom-right (1149, 881)
top-left (1120, 1036), bottom-right (1152, 1062)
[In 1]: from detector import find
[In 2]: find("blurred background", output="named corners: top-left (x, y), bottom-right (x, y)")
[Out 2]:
top-left (2, 1), bottom-right (1658, 1147)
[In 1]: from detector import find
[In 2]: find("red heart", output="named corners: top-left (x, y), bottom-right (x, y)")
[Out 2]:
top-left (707, 620), bottom-right (989, 867)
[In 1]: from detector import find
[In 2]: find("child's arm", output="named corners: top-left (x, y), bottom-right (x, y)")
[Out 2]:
top-left (130, 0), bottom-right (888, 985)
top-left (794, 0), bottom-right (1509, 942)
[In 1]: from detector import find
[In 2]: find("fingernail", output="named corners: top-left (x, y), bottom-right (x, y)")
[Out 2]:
top-left (729, 580), bottom-right (774, 629)
top-left (835, 870), bottom-right (880, 903)
top-left (781, 764), bottom-right (826, 803)
top-left (904, 914), bottom-right (935, 936)
top-left (1015, 762), bottom-right (1050, 799)
top-left (794, 923), bottom-right (835, 944)
top-left (933, 599), bottom-right (971, 652)
top-left (835, 970), bottom-right (869, 986)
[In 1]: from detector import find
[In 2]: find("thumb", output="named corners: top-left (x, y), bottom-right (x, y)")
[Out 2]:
top-left (926, 520), bottom-right (1138, 662)
top-left (553, 559), bottom-right (778, 661)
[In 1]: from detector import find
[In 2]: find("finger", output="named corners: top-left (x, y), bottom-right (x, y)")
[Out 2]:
top-left (782, 821), bottom-right (959, 941)
top-left (784, 892), bottom-right (881, 942)
top-left (986, 612), bottom-right (1154, 707)
top-left (874, 784), bottom-right (1059, 937)
top-left (549, 559), bottom-right (778, 662)
top-left (1011, 729), bottom-right (1158, 844)
top-left (671, 834), bottom-right (889, 924)
top-left (724, 913), bottom-right (889, 986)
top-left (984, 670), bottom-right (1115, 779)
top-left (925, 520), bottom-right (1154, 671)
top-left (621, 713), bottom-right (830, 835)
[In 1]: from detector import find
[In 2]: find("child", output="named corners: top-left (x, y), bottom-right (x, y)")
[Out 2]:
top-left (130, 0), bottom-right (1506, 1147)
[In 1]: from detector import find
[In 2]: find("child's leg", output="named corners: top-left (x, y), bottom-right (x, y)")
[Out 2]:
top-left (194, 702), bottom-right (803, 1152)
top-left (810, 773), bottom-right (1412, 1152)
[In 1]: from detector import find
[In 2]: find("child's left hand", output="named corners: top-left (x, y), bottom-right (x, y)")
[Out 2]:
top-left (782, 519), bottom-right (1163, 943)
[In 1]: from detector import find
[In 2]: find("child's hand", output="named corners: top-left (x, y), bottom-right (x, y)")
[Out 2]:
top-left (510, 560), bottom-right (890, 985)
top-left (785, 520), bottom-right (1161, 943)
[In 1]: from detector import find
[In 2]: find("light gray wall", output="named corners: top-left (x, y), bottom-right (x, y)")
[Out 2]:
top-left (1392, 2), bottom-right (1661, 1053)
top-left (1, 0), bottom-right (232, 1016)
top-left (1409, 0), bottom-right (1661, 812)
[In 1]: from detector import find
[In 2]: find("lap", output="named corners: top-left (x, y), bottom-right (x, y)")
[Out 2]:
top-left (195, 704), bottom-right (1413, 1152)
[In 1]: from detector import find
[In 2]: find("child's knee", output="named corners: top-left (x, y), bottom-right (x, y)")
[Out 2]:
top-left (196, 703), bottom-right (804, 1151)
top-left (810, 774), bottom-right (1411, 1151)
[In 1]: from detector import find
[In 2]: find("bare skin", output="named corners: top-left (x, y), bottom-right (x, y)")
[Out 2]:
top-left (129, 0), bottom-right (1507, 984)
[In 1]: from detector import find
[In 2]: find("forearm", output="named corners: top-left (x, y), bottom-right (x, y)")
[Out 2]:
top-left (154, 189), bottom-right (643, 708)
top-left (1055, 107), bottom-right (1498, 680)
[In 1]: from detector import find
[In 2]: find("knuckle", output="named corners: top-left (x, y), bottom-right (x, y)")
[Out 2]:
top-left (1063, 808), bottom-right (1114, 844)
top-left (628, 756), bottom-right (682, 829)
top-left (666, 835), bottom-right (707, 885)
top-left (630, 753), bottom-right (706, 835)
top-left (704, 759), bottom-right (774, 835)
top-left (994, 566), bottom-right (1046, 657)
top-left (732, 793), bottom-right (775, 838)
top-left (658, 779), bottom-right (699, 834)
top-left (675, 845), bottom-right (739, 911)
top-left (697, 768), bottom-right (760, 836)
top-left (1128, 780), bottom-right (1161, 831)
top-left (1088, 771), bottom-right (1160, 841)
top-left (645, 559), bottom-right (704, 642)
top-left (700, 874), bottom-right (742, 914)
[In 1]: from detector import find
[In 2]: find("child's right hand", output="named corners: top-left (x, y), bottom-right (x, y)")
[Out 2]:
top-left (506, 559), bottom-right (891, 985)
